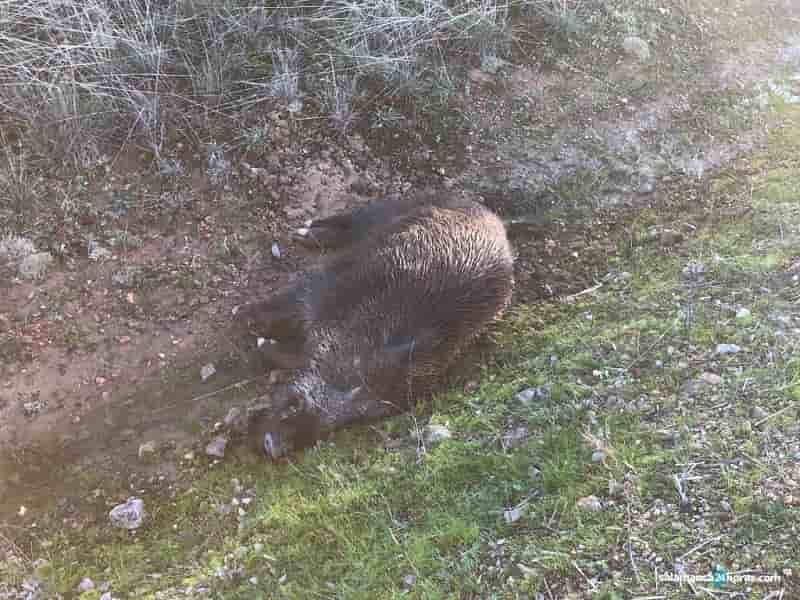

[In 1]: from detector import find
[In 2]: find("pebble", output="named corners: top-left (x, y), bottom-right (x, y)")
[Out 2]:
top-left (138, 441), bottom-right (157, 459)
top-left (750, 406), bottom-right (768, 421)
top-left (77, 578), bottom-right (95, 592)
top-left (591, 451), bottom-right (607, 463)
top-left (18, 252), bottom-right (53, 280)
top-left (700, 372), bottom-right (723, 385)
top-left (422, 424), bottom-right (452, 445)
top-left (576, 495), bottom-right (603, 512)
top-left (504, 506), bottom-right (525, 524)
top-left (622, 36), bottom-right (651, 61)
top-left (109, 497), bottom-right (146, 530)
top-left (716, 343), bottom-right (741, 354)
top-left (736, 307), bottom-right (752, 320)
top-left (682, 261), bottom-right (706, 279)
top-left (111, 267), bottom-right (141, 288)
top-left (200, 363), bottom-right (216, 382)
top-left (205, 435), bottom-right (228, 459)
top-left (514, 386), bottom-right (550, 404)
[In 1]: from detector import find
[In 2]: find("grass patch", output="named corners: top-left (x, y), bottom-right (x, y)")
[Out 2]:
top-left (5, 105), bottom-right (800, 596)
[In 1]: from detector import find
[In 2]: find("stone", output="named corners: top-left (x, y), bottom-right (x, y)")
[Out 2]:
top-left (422, 424), bottom-right (452, 445)
top-left (577, 495), bottom-right (603, 512)
top-left (205, 435), bottom-right (228, 459)
top-left (716, 343), bottom-right (740, 355)
top-left (514, 386), bottom-right (550, 405)
top-left (109, 497), bottom-right (146, 530)
top-left (622, 36), bottom-right (651, 61)
top-left (200, 363), bottom-right (216, 382)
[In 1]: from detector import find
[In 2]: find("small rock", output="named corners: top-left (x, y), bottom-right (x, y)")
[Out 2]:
top-left (622, 36), bottom-right (651, 61)
top-left (736, 307), bottom-right (752, 320)
top-left (682, 261), bottom-right (706, 279)
top-left (200, 363), bottom-right (216, 382)
top-left (111, 267), bottom-right (142, 288)
top-left (700, 372), bottom-right (723, 385)
top-left (402, 574), bottom-right (417, 589)
top-left (514, 386), bottom-right (550, 404)
top-left (638, 173), bottom-right (656, 194)
top-left (109, 497), bottom-right (146, 530)
top-left (223, 407), bottom-right (247, 431)
top-left (88, 240), bottom-right (112, 261)
top-left (577, 495), bottom-right (603, 512)
top-left (95, 376), bottom-right (107, 386)
top-left (138, 441), bottom-right (157, 459)
top-left (21, 580), bottom-right (42, 594)
top-left (463, 380), bottom-right (479, 394)
top-left (100, 593), bottom-right (113, 600)
top-left (646, 226), bottom-right (682, 246)
top-left (750, 406), bottom-right (768, 421)
top-left (716, 343), bottom-right (740, 355)
top-left (271, 242), bottom-right (281, 259)
top-left (422, 424), bottom-right (452, 445)
top-left (18, 252), bottom-right (53, 280)
top-left (591, 451), bottom-right (606, 463)
top-left (205, 435), bottom-right (228, 458)
top-left (22, 399), bottom-right (46, 418)
top-left (77, 578), bottom-right (95, 592)
top-left (502, 426), bottom-right (529, 449)
top-left (504, 506), bottom-right (525, 524)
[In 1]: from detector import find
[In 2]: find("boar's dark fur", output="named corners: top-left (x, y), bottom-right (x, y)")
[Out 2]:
top-left (234, 191), bottom-right (515, 460)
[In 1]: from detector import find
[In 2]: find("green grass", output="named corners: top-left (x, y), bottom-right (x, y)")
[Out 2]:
top-left (3, 103), bottom-right (800, 599)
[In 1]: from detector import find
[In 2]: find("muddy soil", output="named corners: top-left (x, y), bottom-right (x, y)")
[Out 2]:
top-left (2, 1), bottom-right (800, 533)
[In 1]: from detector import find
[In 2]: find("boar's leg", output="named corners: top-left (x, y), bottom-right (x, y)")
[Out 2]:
top-left (294, 194), bottom-right (427, 250)
top-left (249, 412), bottom-right (322, 461)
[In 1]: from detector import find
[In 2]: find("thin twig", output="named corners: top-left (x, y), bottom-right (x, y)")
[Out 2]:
top-left (560, 281), bottom-right (603, 303)
top-left (189, 376), bottom-right (263, 404)
top-left (627, 502), bottom-right (641, 584)
top-left (679, 535), bottom-right (722, 561)
top-left (572, 560), bottom-right (597, 591)
top-left (754, 401), bottom-right (798, 428)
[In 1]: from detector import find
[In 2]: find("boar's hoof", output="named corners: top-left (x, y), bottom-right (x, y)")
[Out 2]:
top-left (262, 429), bottom-right (289, 461)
